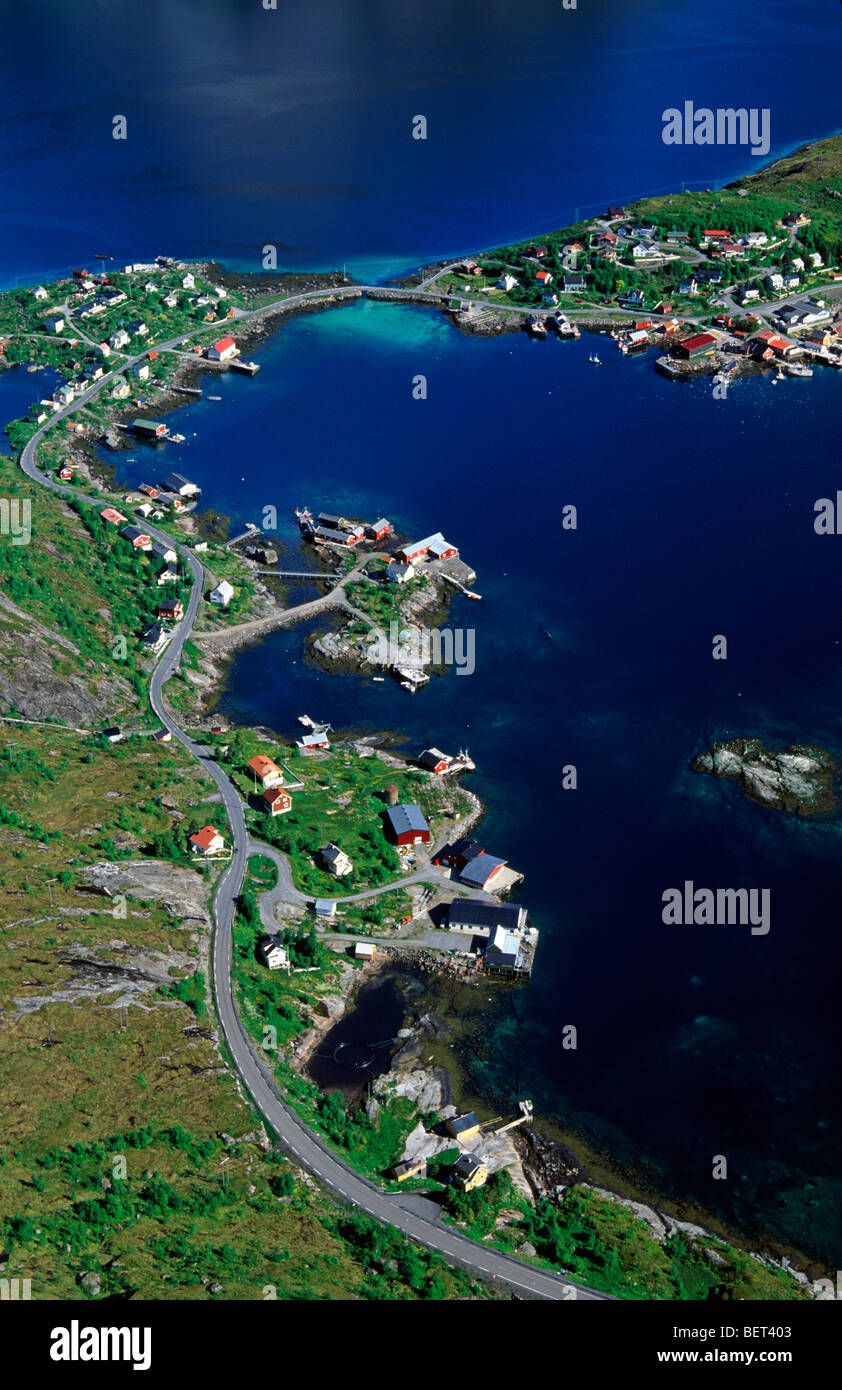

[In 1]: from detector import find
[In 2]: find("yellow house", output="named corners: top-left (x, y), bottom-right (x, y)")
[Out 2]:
top-left (451, 1154), bottom-right (488, 1192)
top-left (445, 1112), bottom-right (481, 1141)
top-left (392, 1156), bottom-right (427, 1183)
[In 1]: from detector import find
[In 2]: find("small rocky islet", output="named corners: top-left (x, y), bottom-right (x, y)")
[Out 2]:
top-left (692, 738), bottom-right (836, 815)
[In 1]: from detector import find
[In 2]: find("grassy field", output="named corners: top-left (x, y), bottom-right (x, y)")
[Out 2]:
top-left (0, 727), bottom-right (492, 1300)
top-left (219, 735), bottom-right (473, 897)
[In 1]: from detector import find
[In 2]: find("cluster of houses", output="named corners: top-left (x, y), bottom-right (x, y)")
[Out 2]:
top-left (392, 1111), bottom-right (490, 1191)
top-left (298, 508), bottom-right (392, 549)
top-left (445, 899), bottom-right (538, 979)
top-left (432, 835), bottom-right (519, 893)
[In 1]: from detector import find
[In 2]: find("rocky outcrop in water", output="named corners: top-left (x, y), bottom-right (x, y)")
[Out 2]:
top-left (692, 738), bottom-right (836, 814)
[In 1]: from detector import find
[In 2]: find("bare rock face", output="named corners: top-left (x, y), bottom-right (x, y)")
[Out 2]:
top-left (0, 602), bottom-right (135, 726)
top-left (83, 861), bottom-right (212, 928)
top-left (693, 738), bottom-right (835, 814)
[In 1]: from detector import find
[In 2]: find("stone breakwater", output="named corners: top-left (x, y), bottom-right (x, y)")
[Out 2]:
top-left (693, 737), bottom-right (836, 814)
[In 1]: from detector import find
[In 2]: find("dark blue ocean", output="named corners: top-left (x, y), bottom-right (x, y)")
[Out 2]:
top-left (2, 0), bottom-right (840, 1261)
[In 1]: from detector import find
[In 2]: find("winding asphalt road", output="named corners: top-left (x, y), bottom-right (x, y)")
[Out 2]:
top-left (18, 310), bottom-right (611, 1303)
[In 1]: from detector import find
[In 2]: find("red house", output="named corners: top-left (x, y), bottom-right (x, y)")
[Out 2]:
top-left (675, 332), bottom-right (717, 360)
top-left (397, 532), bottom-right (458, 563)
top-left (434, 837), bottom-right (483, 870)
top-left (385, 804), bottom-right (430, 846)
top-left (263, 787), bottom-right (293, 816)
top-left (158, 598), bottom-right (184, 622)
top-left (366, 518), bottom-right (392, 541)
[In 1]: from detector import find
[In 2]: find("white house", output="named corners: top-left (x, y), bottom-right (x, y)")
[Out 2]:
top-left (320, 843), bottom-right (353, 877)
top-left (33, 285), bottom-right (48, 300)
top-left (110, 329), bottom-right (130, 349)
top-left (496, 273), bottom-right (518, 292)
top-left (632, 242), bottom-right (657, 260)
top-left (354, 942), bottom-right (377, 960)
top-left (767, 273), bottom-right (784, 292)
top-left (207, 335), bottom-right (238, 361)
top-left (810, 252), bottom-right (823, 268)
top-left (792, 257), bottom-right (805, 272)
top-left (44, 314), bottom-right (65, 333)
top-left (181, 272), bottom-right (195, 289)
top-left (259, 934), bottom-right (290, 971)
top-left (189, 825), bottom-right (226, 856)
top-left (130, 363), bottom-right (150, 380)
top-left (163, 292), bottom-right (178, 308)
top-left (208, 579), bottom-right (234, 607)
top-left (386, 561), bottom-right (415, 585)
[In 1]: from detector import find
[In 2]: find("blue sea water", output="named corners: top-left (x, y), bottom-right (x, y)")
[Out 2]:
top-left (103, 301), bottom-right (842, 1258)
top-left (2, 0), bottom-right (841, 1259)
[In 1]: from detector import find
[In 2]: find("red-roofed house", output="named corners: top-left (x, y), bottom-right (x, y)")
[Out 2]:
top-left (100, 507), bottom-right (128, 526)
top-left (675, 332), bottom-right (718, 360)
top-left (535, 270), bottom-right (553, 285)
top-left (247, 754), bottom-right (284, 788)
top-left (189, 826), bottom-right (226, 856)
top-left (263, 787), bottom-right (293, 817)
top-left (207, 336), bottom-right (238, 361)
top-left (750, 331), bottom-right (796, 359)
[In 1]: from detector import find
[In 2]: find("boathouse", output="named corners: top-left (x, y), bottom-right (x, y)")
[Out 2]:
top-left (675, 332), bottom-right (717, 360)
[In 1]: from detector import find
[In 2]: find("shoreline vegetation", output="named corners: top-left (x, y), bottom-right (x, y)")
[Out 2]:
top-left (1, 136), bottom-right (840, 1300)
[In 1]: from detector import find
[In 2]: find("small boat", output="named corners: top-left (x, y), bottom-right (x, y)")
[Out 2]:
top-left (207, 395), bottom-right (222, 400)
top-left (589, 353), bottom-right (602, 365)
top-left (785, 362), bottom-right (813, 378)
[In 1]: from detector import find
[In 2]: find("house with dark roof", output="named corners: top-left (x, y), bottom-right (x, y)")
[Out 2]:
top-left (384, 803), bottom-right (430, 846)
top-left (458, 852), bottom-right (508, 890)
top-left (433, 837), bottom-right (483, 870)
top-left (447, 900), bottom-right (527, 933)
top-left (417, 748), bottom-right (450, 774)
top-left (121, 525), bottom-right (153, 550)
top-left (445, 1112), bottom-right (481, 1140)
top-left (451, 1153), bottom-right (488, 1191)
